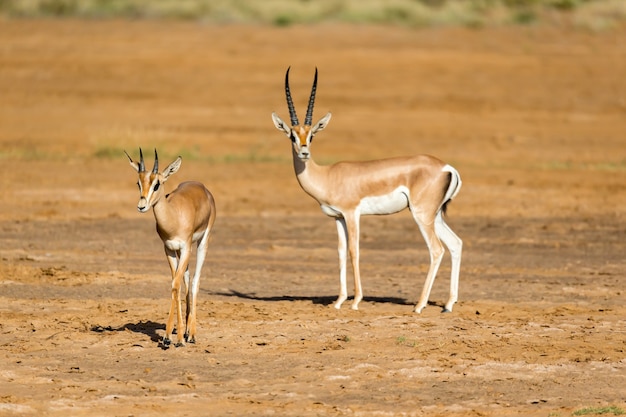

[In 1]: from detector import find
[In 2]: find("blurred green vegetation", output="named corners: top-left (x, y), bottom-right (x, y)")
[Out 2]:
top-left (0, 0), bottom-right (625, 29)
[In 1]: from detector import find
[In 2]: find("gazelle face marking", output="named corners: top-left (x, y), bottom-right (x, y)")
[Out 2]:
top-left (291, 125), bottom-right (312, 160)
top-left (125, 148), bottom-right (182, 213)
top-left (136, 171), bottom-right (161, 212)
top-left (271, 67), bottom-right (332, 162)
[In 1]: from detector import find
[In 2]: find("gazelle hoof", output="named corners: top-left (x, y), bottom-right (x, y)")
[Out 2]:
top-left (175, 341), bottom-right (185, 348)
top-left (441, 308), bottom-right (452, 313)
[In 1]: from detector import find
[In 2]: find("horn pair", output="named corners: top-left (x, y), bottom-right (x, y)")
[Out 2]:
top-left (125, 148), bottom-right (159, 174)
top-left (285, 67), bottom-right (318, 127)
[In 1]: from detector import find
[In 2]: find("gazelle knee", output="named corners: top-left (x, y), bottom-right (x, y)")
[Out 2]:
top-left (430, 243), bottom-right (445, 262)
top-left (448, 238), bottom-right (462, 259)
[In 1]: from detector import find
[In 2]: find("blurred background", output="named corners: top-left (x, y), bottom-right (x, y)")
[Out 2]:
top-left (2, 0), bottom-right (626, 29)
top-left (1, 0), bottom-right (625, 220)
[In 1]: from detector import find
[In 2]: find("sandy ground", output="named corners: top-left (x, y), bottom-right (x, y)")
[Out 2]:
top-left (0, 20), bottom-right (625, 416)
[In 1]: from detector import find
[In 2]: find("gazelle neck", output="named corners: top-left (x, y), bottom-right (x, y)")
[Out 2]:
top-left (292, 147), bottom-right (329, 203)
top-left (150, 192), bottom-right (170, 222)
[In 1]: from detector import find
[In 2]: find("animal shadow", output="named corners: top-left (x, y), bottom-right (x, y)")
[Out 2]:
top-left (211, 289), bottom-right (416, 307)
top-left (91, 320), bottom-right (166, 347)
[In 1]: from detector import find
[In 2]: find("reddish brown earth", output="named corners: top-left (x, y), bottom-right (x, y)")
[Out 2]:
top-left (0, 20), bottom-right (625, 416)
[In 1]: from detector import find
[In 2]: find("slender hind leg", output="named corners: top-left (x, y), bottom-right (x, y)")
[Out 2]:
top-left (434, 212), bottom-right (462, 312)
top-left (410, 209), bottom-right (445, 314)
top-left (185, 226), bottom-right (210, 344)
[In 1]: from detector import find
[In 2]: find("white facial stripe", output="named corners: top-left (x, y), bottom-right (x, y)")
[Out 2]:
top-left (137, 176), bottom-right (160, 209)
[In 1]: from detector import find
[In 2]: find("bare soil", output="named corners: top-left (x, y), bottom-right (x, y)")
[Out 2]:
top-left (0, 20), bottom-right (625, 416)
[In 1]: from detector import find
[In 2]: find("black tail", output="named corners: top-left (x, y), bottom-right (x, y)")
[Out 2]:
top-left (440, 172), bottom-right (452, 215)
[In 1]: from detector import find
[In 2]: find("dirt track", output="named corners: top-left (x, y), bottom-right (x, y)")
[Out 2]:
top-left (0, 20), bottom-right (625, 416)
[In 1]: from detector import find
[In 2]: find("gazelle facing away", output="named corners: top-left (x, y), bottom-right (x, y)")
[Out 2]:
top-left (125, 149), bottom-right (216, 347)
top-left (271, 68), bottom-right (462, 313)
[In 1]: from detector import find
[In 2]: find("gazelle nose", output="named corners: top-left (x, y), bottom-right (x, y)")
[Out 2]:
top-left (137, 198), bottom-right (149, 212)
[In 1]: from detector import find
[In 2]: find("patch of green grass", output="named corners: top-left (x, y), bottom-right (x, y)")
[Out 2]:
top-left (98, 145), bottom-right (287, 165)
top-left (540, 160), bottom-right (626, 172)
top-left (573, 406), bottom-right (625, 416)
top-left (216, 151), bottom-right (285, 164)
top-left (95, 145), bottom-right (203, 162)
top-left (94, 146), bottom-right (125, 160)
top-left (512, 9), bottom-right (538, 24)
top-left (0, 147), bottom-right (53, 161)
top-left (396, 336), bottom-right (418, 348)
top-left (273, 14), bottom-right (293, 27)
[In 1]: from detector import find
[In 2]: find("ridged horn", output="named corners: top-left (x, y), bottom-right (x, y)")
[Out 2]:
top-left (304, 67), bottom-right (318, 126)
top-left (124, 150), bottom-right (133, 164)
top-left (285, 67), bottom-right (299, 126)
top-left (153, 149), bottom-right (159, 174)
top-left (138, 148), bottom-right (146, 173)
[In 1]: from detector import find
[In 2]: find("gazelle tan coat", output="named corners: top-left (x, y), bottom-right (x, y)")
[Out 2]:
top-left (126, 149), bottom-right (216, 347)
top-left (272, 68), bottom-right (462, 313)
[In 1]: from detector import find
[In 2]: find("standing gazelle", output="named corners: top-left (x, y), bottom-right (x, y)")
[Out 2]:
top-left (272, 68), bottom-right (462, 313)
top-left (125, 149), bottom-right (216, 347)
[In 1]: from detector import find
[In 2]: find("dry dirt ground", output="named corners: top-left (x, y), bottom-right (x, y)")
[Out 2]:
top-left (0, 20), bottom-right (625, 416)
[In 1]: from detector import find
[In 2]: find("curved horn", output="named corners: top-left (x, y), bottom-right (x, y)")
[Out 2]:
top-left (153, 148), bottom-right (159, 174)
top-left (304, 67), bottom-right (318, 126)
top-left (138, 148), bottom-right (146, 173)
top-left (124, 150), bottom-right (133, 163)
top-left (285, 67), bottom-right (299, 126)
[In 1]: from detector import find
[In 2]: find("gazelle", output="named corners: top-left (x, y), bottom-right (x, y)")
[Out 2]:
top-left (271, 68), bottom-right (462, 313)
top-left (125, 148), bottom-right (216, 347)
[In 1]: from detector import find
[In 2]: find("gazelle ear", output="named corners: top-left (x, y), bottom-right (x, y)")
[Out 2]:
top-left (162, 156), bottom-right (182, 181)
top-left (272, 112), bottom-right (292, 138)
top-left (312, 112), bottom-right (332, 134)
top-left (124, 150), bottom-right (140, 172)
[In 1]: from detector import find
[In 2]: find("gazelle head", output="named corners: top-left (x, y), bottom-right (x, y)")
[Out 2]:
top-left (125, 148), bottom-right (182, 213)
top-left (272, 67), bottom-right (332, 161)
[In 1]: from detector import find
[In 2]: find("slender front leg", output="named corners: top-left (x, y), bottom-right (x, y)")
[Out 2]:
top-left (163, 247), bottom-right (178, 347)
top-left (345, 212), bottom-right (363, 310)
top-left (334, 217), bottom-right (349, 309)
top-left (166, 244), bottom-right (191, 347)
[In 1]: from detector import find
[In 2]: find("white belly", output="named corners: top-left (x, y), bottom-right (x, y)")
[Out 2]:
top-left (358, 187), bottom-right (409, 215)
top-left (164, 239), bottom-right (185, 251)
top-left (163, 231), bottom-right (205, 251)
top-left (320, 204), bottom-right (342, 217)
top-left (319, 187), bottom-right (409, 217)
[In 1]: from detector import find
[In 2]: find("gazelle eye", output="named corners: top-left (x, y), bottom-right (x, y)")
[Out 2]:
top-left (290, 133), bottom-right (297, 143)
top-left (136, 182), bottom-right (140, 189)
top-left (153, 181), bottom-right (160, 192)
